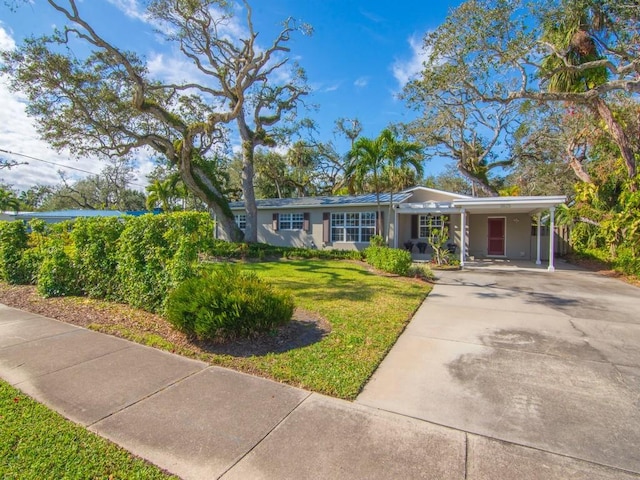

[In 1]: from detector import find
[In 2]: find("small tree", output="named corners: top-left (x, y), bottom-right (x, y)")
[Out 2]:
top-left (427, 216), bottom-right (450, 266)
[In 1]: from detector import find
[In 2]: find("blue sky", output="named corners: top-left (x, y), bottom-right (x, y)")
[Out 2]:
top-left (0, 0), bottom-right (462, 192)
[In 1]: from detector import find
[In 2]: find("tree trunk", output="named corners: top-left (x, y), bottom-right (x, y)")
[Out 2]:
top-left (178, 148), bottom-right (242, 242)
top-left (593, 97), bottom-right (637, 183)
top-left (566, 139), bottom-right (593, 184)
top-left (457, 163), bottom-right (499, 196)
top-left (241, 140), bottom-right (259, 243)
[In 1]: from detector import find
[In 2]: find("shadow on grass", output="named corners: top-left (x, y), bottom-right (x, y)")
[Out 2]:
top-left (191, 317), bottom-right (330, 357)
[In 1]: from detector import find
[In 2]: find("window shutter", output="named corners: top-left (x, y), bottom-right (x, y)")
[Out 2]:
top-left (411, 215), bottom-right (418, 238)
top-left (376, 211), bottom-right (384, 236)
top-left (322, 212), bottom-right (330, 243)
top-left (303, 212), bottom-right (310, 232)
top-left (272, 213), bottom-right (279, 231)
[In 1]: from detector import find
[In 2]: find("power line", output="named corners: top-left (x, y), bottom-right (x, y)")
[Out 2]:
top-left (0, 147), bottom-right (148, 189)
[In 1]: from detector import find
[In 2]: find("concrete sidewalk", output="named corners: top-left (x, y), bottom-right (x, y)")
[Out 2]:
top-left (1, 302), bottom-right (638, 479)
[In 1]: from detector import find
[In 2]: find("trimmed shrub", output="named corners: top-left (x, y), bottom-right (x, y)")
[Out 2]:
top-left (116, 212), bottom-right (214, 312)
top-left (364, 246), bottom-right (412, 276)
top-left (37, 241), bottom-right (81, 298)
top-left (0, 221), bottom-right (30, 284)
top-left (71, 217), bottom-right (125, 299)
top-left (165, 264), bottom-right (295, 341)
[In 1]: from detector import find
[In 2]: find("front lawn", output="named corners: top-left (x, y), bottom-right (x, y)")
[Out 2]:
top-left (203, 260), bottom-right (430, 399)
top-left (0, 380), bottom-right (176, 479)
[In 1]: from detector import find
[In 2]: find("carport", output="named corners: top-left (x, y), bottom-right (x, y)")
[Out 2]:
top-left (395, 195), bottom-right (566, 271)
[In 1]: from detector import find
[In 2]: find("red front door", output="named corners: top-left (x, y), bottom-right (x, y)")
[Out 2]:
top-left (488, 218), bottom-right (505, 256)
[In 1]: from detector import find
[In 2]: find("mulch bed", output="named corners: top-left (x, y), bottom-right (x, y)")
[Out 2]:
top-left (0, 283), bottom-right (331, 357)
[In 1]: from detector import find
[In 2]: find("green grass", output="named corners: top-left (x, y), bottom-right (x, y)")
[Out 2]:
top-left (200, 260), bottom-right (430, 399)
top-left (0, 380), bottom-right (177, 480)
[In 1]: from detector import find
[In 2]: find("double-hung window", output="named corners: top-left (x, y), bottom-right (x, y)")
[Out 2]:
top-left (418, 215), bottom-right (444, 238)
top-left (279, 212), bottom-right (304, 230)
top-left (331, 212), bottom-right (376, 242)
top-left (234, 214), bottom-right (246, 231)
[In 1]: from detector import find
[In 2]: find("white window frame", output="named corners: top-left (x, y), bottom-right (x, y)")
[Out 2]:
top-left (234, 214), bottom-right (246, 231)
top-left (331, 211), bottom-right (376, 243)
top-left (419, 215), bottom-right (444, 238)
top-left (279, 212), bottom-right (304, 230)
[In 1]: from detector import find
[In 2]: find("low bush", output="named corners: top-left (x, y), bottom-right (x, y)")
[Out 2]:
top-left (207, 240), bottom-right (363, 261)
top-left (369, 234), bottom-right (386, 247)
top-left (407, 263), bottom-right (436, 281)
top-left (613, 248), bottom-right (640, 277)
top-left (364, 246), bottom-right (412, 276)
top-left (165, 264), bottom-right (294, 341)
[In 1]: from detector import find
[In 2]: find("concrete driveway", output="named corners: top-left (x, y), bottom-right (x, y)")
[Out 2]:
top-left (357, 262), bottom-right (640, 476)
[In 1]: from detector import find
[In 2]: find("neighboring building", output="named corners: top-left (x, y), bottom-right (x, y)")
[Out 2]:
top-left (1, 208), bottom-right (162, 224)
top-left (229, 187), bottom-right (567, 271)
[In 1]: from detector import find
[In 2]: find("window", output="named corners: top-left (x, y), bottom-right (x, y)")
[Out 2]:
top-left (234, 214), bottom-right (246, 231)
top-left (279, 213), bottom-right (304, 230)
top-left (331, 212), bottom-right (376, 242)
top-left (419, 215), bottom-right (444, 238)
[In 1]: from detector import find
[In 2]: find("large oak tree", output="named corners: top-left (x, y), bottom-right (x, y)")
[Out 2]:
top-left (2, 0), bottom-right (308, 240)
top-left (407, 0), bottom-right (639, 191)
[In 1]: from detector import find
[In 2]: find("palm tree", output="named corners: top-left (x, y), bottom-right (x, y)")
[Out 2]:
top-left (0, 188), bottom-right (20, 213)
top-left (382, 131), bottom-right (423, 243)
top-left (346, 129), bottom-right (423, 242)
top-left (346, 135), bottom-right (387, 237)
top-left (146, 176), bottom-right (179, 212)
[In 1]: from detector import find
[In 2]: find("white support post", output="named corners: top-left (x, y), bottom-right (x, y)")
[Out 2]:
top-left (536, 212), bottom-right (542, 265)
top-left (548, 207), bottom-right (556, 272)
top-left (460, 209), bottom-right (466, 267)
top-left (393, 207), bottom-right (399, 249)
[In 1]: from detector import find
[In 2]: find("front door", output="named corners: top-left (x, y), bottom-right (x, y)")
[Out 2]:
top-left (487, 218), bottom-right (505, 256)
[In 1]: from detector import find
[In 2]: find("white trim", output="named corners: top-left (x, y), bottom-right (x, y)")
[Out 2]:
top-left (400, 185), bottom-right (472, 199)
top-left (548, 207), bottom-right (556, 272)
top-left (460, 209), bottom-right (466, 267)
top-left (454, 195), bottom-right (566, 207)
top-left (393, 207), bottom-right (399, 249)
top-left (487, 216), bottom-right (507, 257)
top-left (536, 213), bottom-right (542, 265)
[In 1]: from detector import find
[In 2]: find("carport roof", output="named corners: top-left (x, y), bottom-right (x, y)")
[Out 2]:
top-left (453, 195), bottom-right (567, 214)
top-left (397, 195), bottom-right (566, 215)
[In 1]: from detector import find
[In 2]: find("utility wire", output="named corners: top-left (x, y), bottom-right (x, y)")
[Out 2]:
top-left (0, 147), bottom-right (148, 189)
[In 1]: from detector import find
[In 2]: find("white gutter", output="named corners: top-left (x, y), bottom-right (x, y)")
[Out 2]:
top-left (453, 196), bottom-right (566, 209)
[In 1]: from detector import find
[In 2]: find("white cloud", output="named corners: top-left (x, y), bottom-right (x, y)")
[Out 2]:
top-left (0, 26), bottom-right (152, 192)
top-left (105, 0), bottom-right (150, 23)
top-left (0, 25), bottom-right (16, 51)
top-left (391, 33), bottom-right (430, 89)
top-left (0, 76), bottom-right (100, 191)
top-left (147, 52), bottom-right (207, 86)
top-left (354, 76), bottom-right (369, 88)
